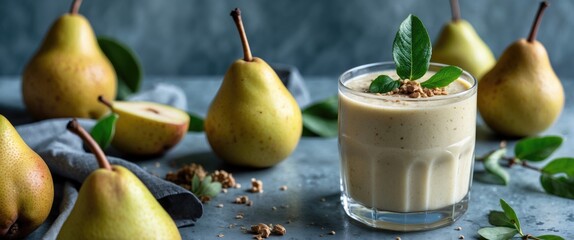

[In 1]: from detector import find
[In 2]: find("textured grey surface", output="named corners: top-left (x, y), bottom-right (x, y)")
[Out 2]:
top-left (1, 0), bottom-right (574, 78)
top-left (0, 76), bottom-right (573, 239)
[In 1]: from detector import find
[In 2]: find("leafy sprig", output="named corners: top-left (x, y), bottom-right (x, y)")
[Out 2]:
top-left (191, 175), bottom-right (222, 202)
top-left (476, 136), bottom-right (574, 199)
top-left (478, 199), bottom-right (565, 240)
top-left (369, 15), bottom-right (462, 94)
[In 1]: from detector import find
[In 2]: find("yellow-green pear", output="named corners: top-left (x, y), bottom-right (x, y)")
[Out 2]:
top-left (58, 119), bottom-right (181, 240)
top-left (478, 1), bottom-right (563, 137)
top-left (0, 115), bottom-right (54, 239)
top-left (22, 0), bottom-right (116, 120)
top-left (432, 0), bottom-right (495, 80)
top-left (98, 97), bottom-right (190, 156)
top-left (205, 9), bottom-right (302, 168)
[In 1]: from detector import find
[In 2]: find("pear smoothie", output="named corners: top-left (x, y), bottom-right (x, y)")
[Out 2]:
top-left (338, 62), bottom-right (477, 230)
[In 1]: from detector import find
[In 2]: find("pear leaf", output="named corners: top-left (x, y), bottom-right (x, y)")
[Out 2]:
top-left (488, 211), bottom-right (515, 228)
top-left (420, 66), bottom-right (462, 88)
top-left (89, 113), bottom-right (119, 150)
top-left (540, 157), bottom-right (574, 199)
top-left (97, 36), bottom-right (142, 100)
top-left (302, 95), bottom-right (338, 138)
top-left (477, 227), bottom-right (518, 240)
top-left (537, 235), bottom-right (565, 240)
top-left (393, 14), bottom-right (432, 80)
top-left (188, 112), bottom-right (205, 132)
top-left (499, 199), bottom-right (522, 233)
top-left (190, 175), bottom-right (221, 201)
top-left (480, 148), bottom-right (510, 185)
top-left (368, 75), bottom-right (400, 94)
top-left (515, 136), bottom-right (563, 162)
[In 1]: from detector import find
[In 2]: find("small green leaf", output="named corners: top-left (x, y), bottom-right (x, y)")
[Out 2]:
top-left (188, 112), bottom-right (204, 132)
top-left (483, 148), bottom-right (510, 185)
top-left (191, 175), bottom-right (200, 193)
top-left (540, 157), bottom-right (574, 199)
top-left (500, 199), bottom-right (522, 233)
top-left (536, 235), bottom-right (565, 240)
top-left (420, 66), bottom-right (462, 88)
top-left (488, 211), bottom-right (515, 228)
top-left (97, 36), bottom-right (143, 100)
top-left (89, 113), bottom-right (119, 149)
top-left (477, 226), bottom-right (518, 240)
top-left (302, 96), bottom-right (338, 138)
top-left (368, 75), bottom-right (400, 94)
top-left (515, 136), bottom-right (563, 162)
top-left (393, 14), bottom-right (432, 80)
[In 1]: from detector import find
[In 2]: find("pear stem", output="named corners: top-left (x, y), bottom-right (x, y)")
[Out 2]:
top-left (450, 0), bottom-right (461, 21)
top-left (70, 0), bottom-right (83, 14)
top-left (98, 95), bottom-right (114, 111)
top-left (527, 1), bottom-right (549, 43)
top-left (66, 119), bottom-right (113, 171)
top-left (230, 8), bottom-right (253, 62)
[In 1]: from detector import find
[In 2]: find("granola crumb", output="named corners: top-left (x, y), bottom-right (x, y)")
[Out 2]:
top-left (329, 231), bottom-right (336, 235)
top-left (216, 203), bottom-right (224, 208)
top-left (379, 79), bottom-right (449, 98)
top-left (235, 213), bottom-right (244, 219)
top-left (246, 200), bottom-right (253, 206)
top-left (250, 178), bottom-right (264, 193)
top-left (217, 233), bottom-right (224, 238)
top-left (235, 183), bottom-right (242, 189)
top-left (272, 224), bottom-right (286, 235)
top-left (272, 206), bottom-right (277, 211)
top-left (279, 185), bottom-right (288, 191)
top-left (211, 170), bottom-right (236, 188)
top-left (459, 235), bottom-right (465, 239)
top-left (165, 163), bottom-right (207, 188)
top-left (251, 223), bottom-right (271, 238)
top-left (234, 195), bottom-right (249, 204)
top-left (455, 226), bottom-right (462, 231)
top-left (395, 237), bottom-right (401, 240)
top-left (222, 188), bottom-right (228, 193)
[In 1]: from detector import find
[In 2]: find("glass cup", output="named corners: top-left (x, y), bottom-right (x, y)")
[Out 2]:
top-left (338, 62), bottom-right (477, 231)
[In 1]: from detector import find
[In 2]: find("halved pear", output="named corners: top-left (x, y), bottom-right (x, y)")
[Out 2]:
top-left (111, 101), bottom-right (189, 156)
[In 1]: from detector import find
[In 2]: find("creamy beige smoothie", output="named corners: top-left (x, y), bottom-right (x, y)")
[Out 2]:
top-left (339, 69), bottom-right (476, 213)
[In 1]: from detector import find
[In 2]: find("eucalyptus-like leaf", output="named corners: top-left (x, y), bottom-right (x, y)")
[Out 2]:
top-left (188, 112), bottom-right (205, 132)
top-left (500, 199), bottom-right (522, 233)
top-left (420, 66), bottom-right (462, 88)
top-left (477, 226), bottom-right (518, 240)
top-left (89, 113), bottom-right (119, 150)
top-left (483, 148), bottom-right (510, 185)
top-left (302, 95), bottom-right (338, 138)
top-left (540, 157), bottom-right (574, 199)
top-left (488, 211), bottom-right (515, 228)
top-left (368, 75), bottom-right (400, 94)
top-left (98, 36), bottom-right (143, 100)
top-left (393, 14), bottom-right (431, 80)
top-left (537, 235), bottom-right (565, 240)
top-left (515, 136), bottom-right (563, 162)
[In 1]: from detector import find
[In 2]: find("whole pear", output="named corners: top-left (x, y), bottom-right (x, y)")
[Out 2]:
top-left (22, 0), bottom-right (116, 120)
top-left (432, 0), bottom-right (495, 80)
top-left (205, 9), bottom-right (302, 168)
top-left (98, 97), bottom-right (190, 156)
top-left (57, 119), bottom-right (181, 240)
top-left (0, 115), bottom-right (54, 239)
top-left (478, 1), bottom-right (563, 137)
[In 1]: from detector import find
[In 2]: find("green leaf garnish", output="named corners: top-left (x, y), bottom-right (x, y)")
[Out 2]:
top-left (393, 14), bottom-right (431, 81)
top-left (187, 112), bottom-right (205, 132)
top-left (302, 95), bottom-right (338, 138)
top-left (90, 113), bottom-right (119, 149)
top-left (515, 136), bottom-right (563, 162)
top-left (368, 75), bottom-right (400, 94)
top-left (488, 211), bottom-right (515, 228)
top-left (420, 66), bottom-right (462, 88)
top-left (97, 36), bottom-right (143, 100)
top-left (537, 235), bottom-right (566, 240)
top-left (499, 199), bottom-right (522, 234)
top-left (477, 226), bottom-right (519, 240)
top-left (540, 157), bottom-right (574, 199)
top-left (190, 175), bottom-right (222, 200)
top-left (483, 148), bottom-right (510, 185)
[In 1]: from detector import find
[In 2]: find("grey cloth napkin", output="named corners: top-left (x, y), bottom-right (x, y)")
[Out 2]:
top-left (16, 83), bottom-right (202, 240)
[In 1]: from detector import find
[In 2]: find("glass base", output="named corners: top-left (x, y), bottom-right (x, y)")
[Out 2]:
top-left (341, 192), bottom-right (469, 231)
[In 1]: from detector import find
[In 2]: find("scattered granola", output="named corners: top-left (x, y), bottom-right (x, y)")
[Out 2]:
top-left (455, 226), bottom-right (462, 231)
top-left (235, 213), bottom-right (244, 219)
top-left (235, 183), bottom-right (242, 189)
top-left (234, 195), bottom-right (249, 204)
top-left (251, 223), bottom-right (271, 238)
top-left (246, 200), bottom-right (253, 206)
top-left (165, 163), bottom-right (207, 189)
top-left (279, 185), bottom-right (288, 191)
top-left (216, 204), bottom-right (224, 208)
top-left (250, 178), bottom-right (264, 193)
top-left (217, 233), bottom-right (224, 238)
top-left (395, 237), bottom-right (401, 240)
top-left (458, 235), bottom-right (465, 239)
top-left (211, 170), bottom-right (236, 188)
top-left (329, 231), bottom-right (336, 235)
top-left (272, 224), bottom-right (286, 235)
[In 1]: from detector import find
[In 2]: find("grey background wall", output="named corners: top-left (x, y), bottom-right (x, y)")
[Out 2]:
top-left (1, 0), bottom-right (573, 79)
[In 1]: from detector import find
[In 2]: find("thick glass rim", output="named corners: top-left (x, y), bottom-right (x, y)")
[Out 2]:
top-left (338, 61), bottom-right (477, 102)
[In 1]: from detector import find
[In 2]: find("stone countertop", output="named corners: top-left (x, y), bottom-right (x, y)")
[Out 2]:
top-left (0, 77), bottom-right (573, 239)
